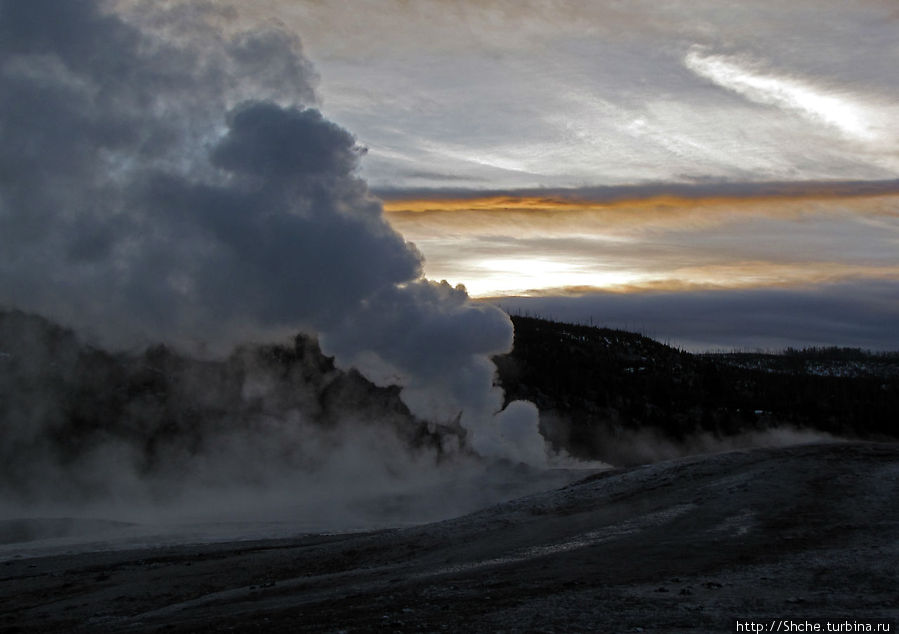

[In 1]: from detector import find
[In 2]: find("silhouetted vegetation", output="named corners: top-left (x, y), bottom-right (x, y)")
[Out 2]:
top-left (0, 310), bottom-right (448, 499)
top-left (495, 316), bottom-right (899, 459)
top-left (2, 310), bottom-right (897, 476)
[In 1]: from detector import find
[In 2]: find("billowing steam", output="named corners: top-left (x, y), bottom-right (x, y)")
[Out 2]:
top-left (321, 280), bottom-right (547, 465)
top-left (0, 0), bottom-right (547, 525)
top-left (0, 0), bottom-right (414, 346)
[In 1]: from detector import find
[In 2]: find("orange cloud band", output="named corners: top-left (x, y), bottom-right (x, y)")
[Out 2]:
top-left (379, 181), bottom-right (899, 298)
top-left (383, 192), bottom-right (899, 241)
top-left (381, 180), bottom-right (899, 214)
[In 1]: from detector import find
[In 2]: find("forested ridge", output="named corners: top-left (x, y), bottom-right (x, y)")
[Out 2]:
top-left (495, 316), bottom-right (898, 460)
top-left (2, 310), bottom-right (896, 476)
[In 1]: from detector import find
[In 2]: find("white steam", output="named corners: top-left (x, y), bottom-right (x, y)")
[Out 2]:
top-left (0, 0), bottom-right (547, 488)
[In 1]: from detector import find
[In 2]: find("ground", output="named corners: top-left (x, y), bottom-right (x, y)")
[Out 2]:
top-left (1, 442), bottom-right (897, 633)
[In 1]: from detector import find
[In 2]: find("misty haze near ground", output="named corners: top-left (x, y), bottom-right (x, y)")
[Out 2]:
top-left (0, 2), bottom-right (858, 542)
top-left (0, 308), bottom-right (842, 546)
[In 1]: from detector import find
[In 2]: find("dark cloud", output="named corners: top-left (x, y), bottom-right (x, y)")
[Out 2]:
top-left (0, 0), bottom-right (416, 347)
top-left (490, 280), bottom-right (899, 352)
top-left (225, 28), bottom-right (319, 104)
top-left (375, 178), bottom-right (899, 205)
top-left (211, 103), bottom-right (359, 180)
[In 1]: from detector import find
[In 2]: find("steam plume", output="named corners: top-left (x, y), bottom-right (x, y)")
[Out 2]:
top-left (0, 0), bottom-right (546, 477)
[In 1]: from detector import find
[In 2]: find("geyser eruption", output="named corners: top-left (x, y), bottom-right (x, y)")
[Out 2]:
top-left (0, 0), bottom-right (548, 518)
top-left (321, 280), bottom-right (547, 466)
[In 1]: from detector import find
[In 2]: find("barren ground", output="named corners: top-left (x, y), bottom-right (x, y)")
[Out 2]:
top-left (2, 442), bottom-right (897, 633)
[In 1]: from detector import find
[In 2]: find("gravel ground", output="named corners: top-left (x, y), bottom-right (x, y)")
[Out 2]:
top-left (2, 442), bottom-right (897, 633)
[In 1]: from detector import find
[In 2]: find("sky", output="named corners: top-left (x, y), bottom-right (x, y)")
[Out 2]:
top-left (274, 0), bottom-right (899, 189)
top-left (241, 0), bottom-right (899, 350)
top-left (2, 0), bottom-right (898, 353)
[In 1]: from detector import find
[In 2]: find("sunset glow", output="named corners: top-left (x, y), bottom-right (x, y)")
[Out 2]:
top-left (383, 187), bottom-right (899, 298)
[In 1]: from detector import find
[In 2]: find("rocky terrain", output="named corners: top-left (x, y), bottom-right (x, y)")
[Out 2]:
top-left (1, 443), bottom-right (896, 632)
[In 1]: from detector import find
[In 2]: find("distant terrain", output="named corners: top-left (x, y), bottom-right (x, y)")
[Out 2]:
top-left (2, 309), bottom-right (897, 492)
top-left (496, 316), bottom-right (899, 464)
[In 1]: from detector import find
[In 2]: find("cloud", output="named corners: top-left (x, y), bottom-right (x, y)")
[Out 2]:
top-left (0, 0), bottom-right (546, 467)
top-left (236, 0), bottom-right (899, 188)
top-left (379, 183), bottom-right (899, 297)
top-left (381, 181), bottom-right (899, 242)
top-left (684, 48), bottom-right (887, 143)
top-left (379, 179), bottom-right (899, 205)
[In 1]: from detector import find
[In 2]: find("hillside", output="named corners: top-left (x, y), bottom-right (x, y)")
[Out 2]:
top-left (495, 316), bottom-right (899, 463)
top-left (2, 310), bottom-right (898, 486)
